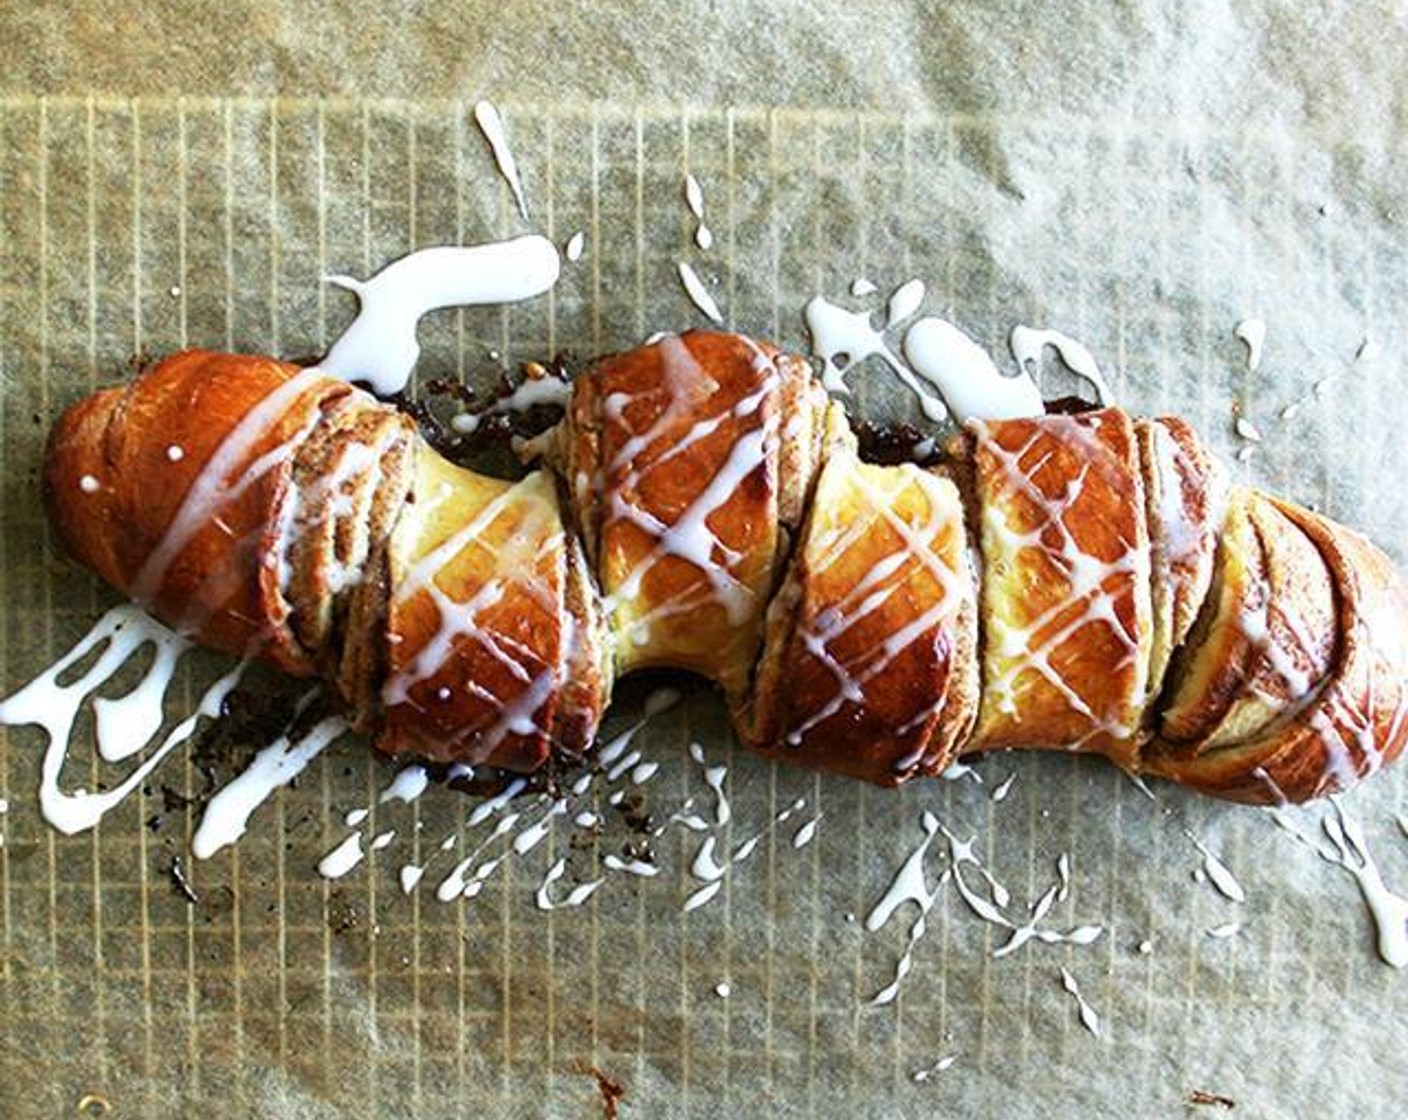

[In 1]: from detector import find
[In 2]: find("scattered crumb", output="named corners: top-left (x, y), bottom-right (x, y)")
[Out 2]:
top-left (715, 982), bottom-right (731, 998)
top-left (1189, 1089), bottom-right (1237, 1109)
top-left (574, 1062), bottom-right (626, 1120)
top-left (1137, 939), bottom-right (1154, 955)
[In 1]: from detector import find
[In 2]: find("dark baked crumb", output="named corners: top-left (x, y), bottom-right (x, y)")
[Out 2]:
top-left (613, 790), bottom-right (653, 835)
top-left (573, 1062), bottom-right (626, 1120)
top-left (327, 890), bottom-right (361, 935)
top-left (1044, 394), bottom-right (1100, 415)
top-left (621, 838), bottom-right (654, 865)
top-left (1188, 1089), bottom-right (1236, 1109)
top-left (852, 417), bottom-right (943, 466)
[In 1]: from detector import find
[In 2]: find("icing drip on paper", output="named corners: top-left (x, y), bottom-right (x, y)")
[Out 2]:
top-left (676, 262), bottom-right (724, 323)
top-left (473, 100), bottom-right (530, 219)
top-left (865, 811), bottom-right (946, 1005)
top-left (911, 1055), bottom-right (958, 1083)
top-left (193, 712), bottom-right (347, 859)
top-left (1276, 802), bottom-right (1408, 968)
top-left (317, 831), bottom-right (365, 879)
top-left (321, 236), bottom-right (561, 395)
top-left (1059, 968), bottom-right (1103, 1038)
top-left (804, 294), bottom-right (949, 421)
top-left (683, 175), bottom-right (713, 251)
top-left (1234, 317), bottom-right (1266, 372)
top-left (1009, 325), bottom-right (1114, 404)
top-left (564, 231), bottom-right (586, 262)
top-left (0, 607), bottom-right (242, 836)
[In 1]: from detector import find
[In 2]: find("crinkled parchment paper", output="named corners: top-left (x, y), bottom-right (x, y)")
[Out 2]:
top-left (1, 2), bottom-right (1406, 1117)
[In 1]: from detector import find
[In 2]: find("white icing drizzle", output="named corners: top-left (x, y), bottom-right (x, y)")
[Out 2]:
top-left (400, 865), bottom-right (426, 894)
top-left (887, 279), bottom-right (925, 326)
top-left (714, 981), bottom-right (731, 998)
top-left (643, 686), bottom-right (683, 717)
top-left (318, 832), bottom-right (365, 879)
top-left (1235, 416), bottom-right (1263, 443)
top-left (371, 829), bottom-right (395, 851)
top-left (992, 876), bottom-right (1103, 959)
top-left (1184, 833), bottom-right (1246, 903)
top-left (865, 811), bottom-right (947, 1006)
top-left (1009, 326), bottom-right (1114, 404)
top-left (0, 606), bottom-right (247, 836)
top-left (512, 799), bottom-right (567, 854)
top-left (380, 764), bottom-right (430, 804)
top-left (1316, 803), bottom-right (1408, 968)
top-left (451, 372), bottom-right (572, 435)
top-left (990, 773), bottom-right (1017, 803)
top-left (192, 711), bottom-right (346, 859)
top-left (690, 836), bottom-right (727, 883)
top-left (905, 317), bottom-right (1042, 423)
top-left (472, 100), bottom-right (530, 219)
top-left (1059, 968), bottom-right (1103, 1038)
top-left (1206, 922), bottom-right (1242, 939)
top-left (683, 880), bottom-right (723, 912)
top-left (344, 808), bottom-right (369, 828)
top-left (689, 742), bottom-right (732, 825)
top-left (804, 295), bottom-right (949, 421)
top-left (321, 236), bottom-right (561, 395)
top-left (564, 231), bottom-right (586, 262)
top-left (683, 174), bottom-right (713, 251)
top-left (604, 854), bottom-right (660, 878)
top-left (851, 278), bottom-right (877, 297)
top-left (678, 799), bottom-right (806, 913)
top-left (939, 759), bottom-right (983, 784)
top-left (676, 261), bottom-right (724, 323)
top-left (792, 816), bottom-right (821, 849)
top-left (535, 857), bottom-right (603, 910)
top-left (1234, 317), bottom-right (1266, 372)
top-left (911, 1055), bottom-right (958, 1083)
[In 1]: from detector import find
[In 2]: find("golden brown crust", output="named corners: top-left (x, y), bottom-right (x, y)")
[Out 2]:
top-left (377, 453), bottom-right (601, 771)
top-left (40, 339), bottom-right (1408, 805)
top-left (1145, 497), bottom-right (1408, 803)
top-left (44, 350), bottom-right (352, 672)
top-left (741, 440), bottom-right (978, 785)
top-left (563, 329), bottom-right (827, 700)
top-left (965, 409), bottom-right (1153, 765)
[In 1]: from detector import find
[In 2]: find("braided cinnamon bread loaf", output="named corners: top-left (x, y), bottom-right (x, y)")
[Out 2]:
top-left (43, 330), bottom-right (1408, 804)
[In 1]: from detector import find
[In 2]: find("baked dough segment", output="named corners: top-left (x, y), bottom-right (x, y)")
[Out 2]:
top-left (742, 426), bottom-right (978, 785)
top-left (379, 450), bottom-right (587, 772)
top-left (969, 409), bottom-right (1153, 763)
top-left (1156, 486), bottom-right (1337, 750)
top-left (1137, 416), bottom-right (1227, 706)
top-left (43, 350), bottom-right (352, 673)
top-left (1146, 498), bottom-right (1408, 803)
top-left (566, 329), bottom-right (825, 700)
